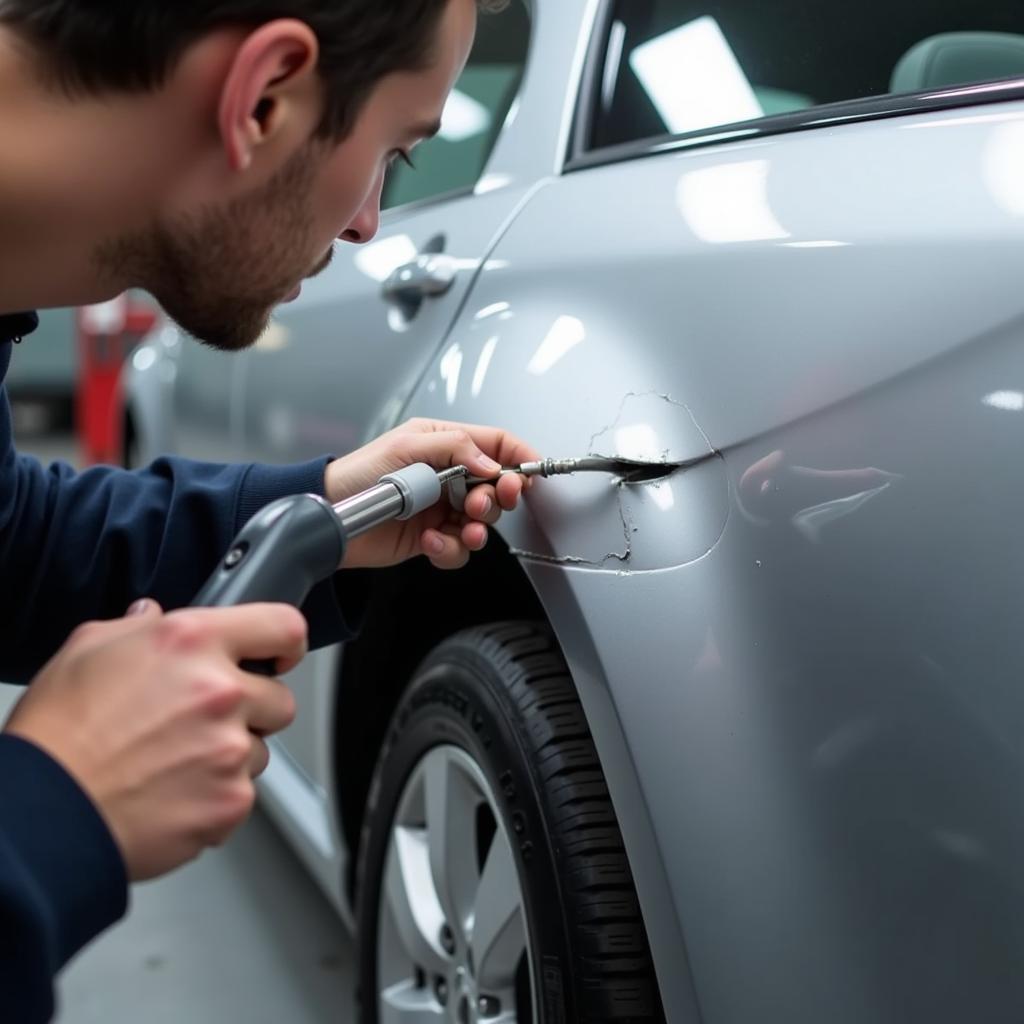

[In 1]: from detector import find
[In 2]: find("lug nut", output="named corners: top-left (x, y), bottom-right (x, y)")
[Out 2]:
top-left (434, 977), bottom-right (449, 1006)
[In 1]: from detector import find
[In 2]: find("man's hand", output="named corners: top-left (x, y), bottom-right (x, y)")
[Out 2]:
top-left (325, 418), bottom-right (540, 570)
top-left (4, 599), bottom-right (306, 881)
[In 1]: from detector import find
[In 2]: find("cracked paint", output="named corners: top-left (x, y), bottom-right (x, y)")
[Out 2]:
top-left (588, 390), bottom-right (719, 465)
top-left (509, 392), bottom-right (728, 571)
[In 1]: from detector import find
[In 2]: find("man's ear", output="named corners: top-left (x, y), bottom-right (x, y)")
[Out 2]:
top-left (217, 19), bottom-right (321, 173)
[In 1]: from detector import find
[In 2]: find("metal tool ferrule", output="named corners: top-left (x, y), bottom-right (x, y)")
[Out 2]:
top-left (518, 458), bottom-right (579, 477)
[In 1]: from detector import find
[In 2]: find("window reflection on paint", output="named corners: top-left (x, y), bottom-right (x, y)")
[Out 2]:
top-left (475, 302), bottom-right (511, 321)
top-left (982, 389), bottom-right (1024, 411)
top-left (984, 120), bottom-right (1024, 217)
top-left (440, 343), bottom-right (464, 405)
top-left (677, 160), bottom-right (790, 244)
top-left (526, 316), bottom-right (585, 376)
top-left (472, 337), bottom-right (500, 398)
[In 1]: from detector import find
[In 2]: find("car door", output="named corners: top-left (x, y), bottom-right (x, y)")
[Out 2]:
top-left (239, 2), bottom-right (533, 789)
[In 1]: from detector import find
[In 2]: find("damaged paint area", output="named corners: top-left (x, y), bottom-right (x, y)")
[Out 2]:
top-left (508, 392), bottom-right (729, 572)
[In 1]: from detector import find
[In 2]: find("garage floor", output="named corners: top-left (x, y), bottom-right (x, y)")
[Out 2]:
top-left (4, 414), bottom-right (358, 1023)
top-left (56, 801), bottom-right (356, 1023)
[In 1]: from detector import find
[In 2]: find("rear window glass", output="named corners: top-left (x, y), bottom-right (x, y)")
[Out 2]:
top-left (383, 0), bottom-right (530, 209)
top-left (590, 0), bottom-right (1024, 150)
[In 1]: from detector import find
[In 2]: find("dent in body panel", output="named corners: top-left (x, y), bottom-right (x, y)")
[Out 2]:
top-left (508, 391), bottom-right (729, 572)
top-left (411, 289), bottom-right (732, 573)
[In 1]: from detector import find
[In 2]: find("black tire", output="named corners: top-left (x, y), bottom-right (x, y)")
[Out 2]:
top-left (355, 621), bottom-right (665, 1023)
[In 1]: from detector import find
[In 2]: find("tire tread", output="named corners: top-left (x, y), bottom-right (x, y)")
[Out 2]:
top-left (450, 622), bottom-right (664, 1023)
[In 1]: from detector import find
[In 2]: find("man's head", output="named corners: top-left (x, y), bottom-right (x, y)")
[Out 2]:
top-left (0, 0), bottom-right (505, 348)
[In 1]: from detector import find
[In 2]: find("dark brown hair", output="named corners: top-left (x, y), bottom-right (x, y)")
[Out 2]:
top-left (0, 0), bottom-right (508, 139)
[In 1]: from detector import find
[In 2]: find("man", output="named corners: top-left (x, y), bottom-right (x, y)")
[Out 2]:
top-left (0, 1), bottom-right (527, 1018)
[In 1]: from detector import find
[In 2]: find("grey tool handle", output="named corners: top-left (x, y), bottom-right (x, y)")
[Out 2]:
top-left (191, 493), bottom-right (346, 676)
top-left (191, 463), bottom-right (446, 674)
top-left (192, 493), bottom-right (346, 611)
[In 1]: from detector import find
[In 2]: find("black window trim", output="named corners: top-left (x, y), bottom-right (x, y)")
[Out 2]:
top-left (568, 0), bottom-right (1024, 175)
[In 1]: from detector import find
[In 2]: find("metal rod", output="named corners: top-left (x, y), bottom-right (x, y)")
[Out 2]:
top-left (332, 482), bottom-right (404, 539)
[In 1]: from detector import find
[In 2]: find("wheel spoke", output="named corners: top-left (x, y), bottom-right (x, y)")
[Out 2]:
top-left (424, 748), bottom-right (482, 946)
top-left (385, 826), bottom-right (450, 976)
top-left (471, 829), bottom-right (527, 991)
top-left (380, 979), bottom-right (446, 1024)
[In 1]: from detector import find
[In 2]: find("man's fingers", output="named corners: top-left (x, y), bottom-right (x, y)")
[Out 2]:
top-left (401, 430), bottom-right (502, 478)
top-left (460, 521), bottom-right (489, 552)
top-left (239, 671), bottom-right (297, 737)
top-left (422, 529), bottom-right (471, 570)
top-left (248, 736), bottom-right (271, 778)
top-left (461, 472), bottom-right (526, 517)
top-left (463, 485), bottom-right (503, 524)
top-left (401, 424), bottom-right (540, 480)
top-left (64, 599), bottom-right (166, 655)
top-left (494, 473), bottom-right (525, 511)
top-left (411, 419), bottom-right (540, 470)
top-left (162, 604), bottom-right (308, 671)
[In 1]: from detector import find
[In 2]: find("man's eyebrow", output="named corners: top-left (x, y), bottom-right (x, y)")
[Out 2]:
top-left (408, 119), bottom-right (443, 141)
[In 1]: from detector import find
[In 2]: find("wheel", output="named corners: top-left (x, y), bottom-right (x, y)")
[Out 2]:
top-left (355, 622), bottom-right (664, 1023)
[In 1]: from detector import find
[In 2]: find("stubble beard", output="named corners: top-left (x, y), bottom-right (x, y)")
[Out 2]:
top-left (95, 145), bottom-right (321, 352)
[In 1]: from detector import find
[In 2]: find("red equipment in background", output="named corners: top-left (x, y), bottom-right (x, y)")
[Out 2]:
top-left (76, 295), bottom-right (158, 465)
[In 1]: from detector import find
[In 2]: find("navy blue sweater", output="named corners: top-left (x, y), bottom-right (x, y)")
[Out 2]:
top-left (0, 313), bottom-right (357, 1021)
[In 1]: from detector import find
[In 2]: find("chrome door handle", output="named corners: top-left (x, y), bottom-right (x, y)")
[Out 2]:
top-left (382, 254), bottom-right (458, 304)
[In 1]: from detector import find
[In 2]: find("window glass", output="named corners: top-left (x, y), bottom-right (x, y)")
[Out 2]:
top-left (382, 1), bottom-right (530, 209)
top-left (591, 0), bottom-right (1024, 150)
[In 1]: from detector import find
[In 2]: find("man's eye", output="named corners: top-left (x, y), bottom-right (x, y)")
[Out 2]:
top-left (388, 149), bottom-right (416, 170)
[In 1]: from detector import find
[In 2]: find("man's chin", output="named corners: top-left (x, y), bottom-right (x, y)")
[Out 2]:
top-left (170, 306), bottom-right (273, 353)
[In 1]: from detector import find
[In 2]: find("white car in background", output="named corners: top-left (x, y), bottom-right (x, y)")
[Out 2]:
top-left (128, 2), bottom-right (1024, 1021)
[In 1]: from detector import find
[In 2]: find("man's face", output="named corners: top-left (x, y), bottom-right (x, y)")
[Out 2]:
top-left (104, 0), bottom-right (476, 351)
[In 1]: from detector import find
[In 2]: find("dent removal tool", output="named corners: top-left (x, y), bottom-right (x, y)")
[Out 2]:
top-left (191, 456), bottom-right (660, 620)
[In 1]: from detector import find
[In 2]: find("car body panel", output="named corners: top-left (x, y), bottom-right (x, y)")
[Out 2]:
top-left (514, 323), bottom-right (1024, 1023)
top-left (401, 100), bottom-right (1024, 1022)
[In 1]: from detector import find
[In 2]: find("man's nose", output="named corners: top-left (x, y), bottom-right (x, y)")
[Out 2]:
top-left (340, 196), bottom-right (381, 245)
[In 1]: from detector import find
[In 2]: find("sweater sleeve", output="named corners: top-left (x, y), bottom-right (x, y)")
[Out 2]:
top-left (0, 392), bottom-right (362, 682)
top-left (0, 735), bottom-right (127, 1023)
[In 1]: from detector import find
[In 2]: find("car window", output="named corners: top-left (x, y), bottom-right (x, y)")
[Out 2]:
top-left (382, 0), bottom-right (530, 210)
top-left (590, 0), bottom-right (1024, 150)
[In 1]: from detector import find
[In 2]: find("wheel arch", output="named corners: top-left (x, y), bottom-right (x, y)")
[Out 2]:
top-left (332, 533), bottom-right (546, 898)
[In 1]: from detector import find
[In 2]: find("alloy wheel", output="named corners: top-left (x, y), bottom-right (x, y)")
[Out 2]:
top-left (376, 744), bottom-right (536, 1023)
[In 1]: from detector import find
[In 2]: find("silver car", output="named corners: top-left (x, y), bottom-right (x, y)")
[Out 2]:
top-left (126, 2), bottom-right (1024, 1021)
